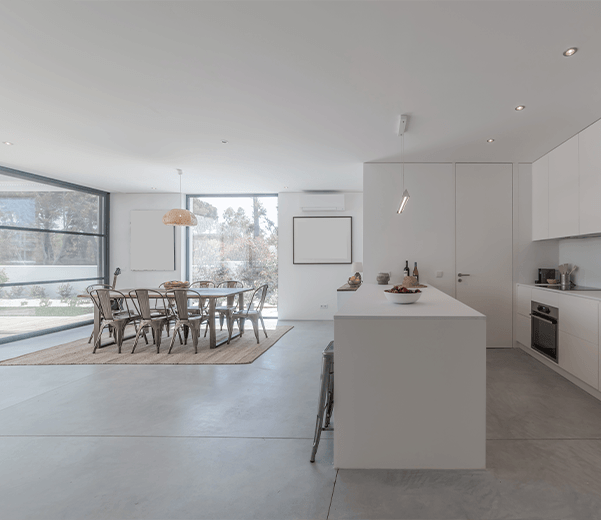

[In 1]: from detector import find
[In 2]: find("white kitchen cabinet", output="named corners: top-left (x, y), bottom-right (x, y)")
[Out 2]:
top-left (558, 294), bottom-right (599, 344)
top-left (531, 155), bottom-right (549, 240)
top-left (548, 135), bottom-right (579, 238)
top-left (579, 119), bottom-right (601, 235)
top-left (516, 313), bottom-right (531, 347)
top-left (531, 288), bottom-right (559, 308)
top-left (559, 331), bottom-right (599, 390)
top-left (517, 285), bottom-right (532, 317)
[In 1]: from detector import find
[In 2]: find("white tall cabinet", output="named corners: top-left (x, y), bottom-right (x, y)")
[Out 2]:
top-left (532, 118), bottom-right (601, 240)
top-left (548, 135), bottom-right (579, 238)
top-left (532, 155), bottom-right (549, 240)
top-left (579, 119), bottom-right (601, 235)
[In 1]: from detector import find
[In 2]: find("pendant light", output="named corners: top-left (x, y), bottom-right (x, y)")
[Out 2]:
top-left (162, 169), bottom-right (198, 226)
top-left (397, 116), bottom-right (410, 214)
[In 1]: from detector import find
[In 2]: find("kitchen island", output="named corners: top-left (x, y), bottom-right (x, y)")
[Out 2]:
top-left (333, 283), bottom-right (486, 469)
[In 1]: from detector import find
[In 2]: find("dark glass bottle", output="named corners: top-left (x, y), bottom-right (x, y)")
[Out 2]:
top-left (404, 260), bottom-right (410, 277)
top-left (413, 262), bottom-right (419, 283)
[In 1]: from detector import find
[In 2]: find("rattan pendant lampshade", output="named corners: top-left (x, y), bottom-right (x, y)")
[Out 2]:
top-left (162, 169), bottom-right (198, 227)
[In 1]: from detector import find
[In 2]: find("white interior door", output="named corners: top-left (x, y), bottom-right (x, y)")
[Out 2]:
top-left (456, 164), bottom-right (513, 347)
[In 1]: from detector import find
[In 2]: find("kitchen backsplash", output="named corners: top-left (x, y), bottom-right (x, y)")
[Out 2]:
top-left (558, 236), bottom-right (601, 288)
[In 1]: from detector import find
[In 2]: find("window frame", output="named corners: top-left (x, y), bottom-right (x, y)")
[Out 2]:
top-left (0, 164), bottom-right (110, 344)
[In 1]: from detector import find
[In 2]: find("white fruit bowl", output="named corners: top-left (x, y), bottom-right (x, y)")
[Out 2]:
top-left (384, 291), bottom-right (422, 305)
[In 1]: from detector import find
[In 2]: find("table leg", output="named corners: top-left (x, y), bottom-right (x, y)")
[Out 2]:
top-left (209, 297), bottom-right (216, 349)
top-left (93, 304), bottom-right (101, 346)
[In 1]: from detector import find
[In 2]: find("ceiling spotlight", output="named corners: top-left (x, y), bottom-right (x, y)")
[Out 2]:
top-left (221, 140), bottom-right (228, 144)
top-left (487, 139), bottom-right (495, 143)
top-left (283, 186), bottom-right (288, 189)
top-left (151, 187), bottom-right (158, 190)
top-left (563, 47), bottom-right (577, 57)
top-left (515, 105), bottom-right (526, 111)
top-left (3, 142), bottom-right (13, 145)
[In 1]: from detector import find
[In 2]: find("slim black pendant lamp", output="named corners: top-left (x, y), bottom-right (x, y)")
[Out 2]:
top-left (397, 115), bottom-right (410, 214)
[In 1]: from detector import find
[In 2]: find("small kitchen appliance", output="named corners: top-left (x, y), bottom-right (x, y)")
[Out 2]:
top-left (536, 268), bottom-right (556, 285)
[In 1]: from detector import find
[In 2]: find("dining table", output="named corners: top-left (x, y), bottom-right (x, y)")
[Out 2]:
top-left (80, 287), bottom-right (254, 349)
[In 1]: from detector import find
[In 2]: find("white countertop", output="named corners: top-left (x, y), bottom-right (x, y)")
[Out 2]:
top-left (334, 282), bottom-right (485, 320)
top-left (518, 283), bottom-right (601, 303)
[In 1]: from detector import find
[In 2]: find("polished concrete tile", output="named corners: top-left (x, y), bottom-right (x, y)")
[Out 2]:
top-left (487, 348), bottom-right (601, 440)
top-left (0, 436), bottom-right (335, 520)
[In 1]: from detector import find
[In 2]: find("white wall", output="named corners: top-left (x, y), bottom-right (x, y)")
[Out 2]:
top-left (110, 193), bottom-right (185, 289)
top-left (278, 192), bottom-right (363, 320)
top-left (559, 237), bottom-right (601, 287)
top-left (363, 163), bottom-right (456, 296)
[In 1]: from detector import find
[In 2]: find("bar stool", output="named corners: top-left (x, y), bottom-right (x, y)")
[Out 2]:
top-left (310, 341), bottom-right (334, 463)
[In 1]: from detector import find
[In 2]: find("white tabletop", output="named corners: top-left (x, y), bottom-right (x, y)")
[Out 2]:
top-left (334, 282), bottom-right (485, 320)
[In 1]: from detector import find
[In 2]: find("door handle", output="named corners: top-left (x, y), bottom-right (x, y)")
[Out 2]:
top-left (458, 273), bottom-right (470, 277)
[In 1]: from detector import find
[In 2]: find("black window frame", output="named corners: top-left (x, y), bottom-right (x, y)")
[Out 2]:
top-left (0, 164), bottom-right (110, 344)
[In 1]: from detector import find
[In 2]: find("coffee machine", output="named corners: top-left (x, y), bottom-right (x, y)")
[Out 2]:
top-left (536, 268), bottom-right (556, 285)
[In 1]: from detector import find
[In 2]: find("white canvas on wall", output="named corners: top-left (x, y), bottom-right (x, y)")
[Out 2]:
top-left (130, 210), bottom-right (175, 271)
top-left (293, 216), bottom-right (352, 264)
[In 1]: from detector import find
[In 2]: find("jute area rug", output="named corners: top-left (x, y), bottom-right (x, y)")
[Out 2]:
top-left (0, 325), bottom-right (294, 366)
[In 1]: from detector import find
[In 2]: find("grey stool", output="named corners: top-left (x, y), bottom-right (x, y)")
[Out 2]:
top-left (310, 341), bottom-right (334, 463)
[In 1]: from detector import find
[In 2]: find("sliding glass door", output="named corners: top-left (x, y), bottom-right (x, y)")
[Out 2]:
top-left (0, 167), bottom-right (109, 343)
top-left (187, 195), bottom-right (278, 317)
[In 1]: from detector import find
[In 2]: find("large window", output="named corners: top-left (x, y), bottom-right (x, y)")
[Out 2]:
top-left (187, 195), bottom-right (277, 317)
top-left (0, 166), bottom-right (109, 343)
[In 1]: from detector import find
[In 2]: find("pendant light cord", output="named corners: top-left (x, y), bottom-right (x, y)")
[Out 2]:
top-left (401, 133), bottom-right (405, 190)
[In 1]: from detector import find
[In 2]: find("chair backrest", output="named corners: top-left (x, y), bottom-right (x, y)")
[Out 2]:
top-left (91, 288), bottom-right (130, 321)
top-left (130, 289), bottom-right (167, 320)
top-left (190, 280), bottom-right (215, 289)
top-left (247, 284), bottom-right (268, 313)
top-left (216, 280), bottom-right (243, 289)
top-left (166, 288), bottom-right (202, 321)
top-left (86, 283), bottom-right (112, 294)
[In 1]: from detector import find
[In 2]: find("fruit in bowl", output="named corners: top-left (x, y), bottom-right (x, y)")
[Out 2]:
top-left (384, 285), bottom-right (422, 304)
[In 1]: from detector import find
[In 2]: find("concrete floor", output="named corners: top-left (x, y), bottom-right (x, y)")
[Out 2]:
top-left (0, 322), bottom-right (601, 519)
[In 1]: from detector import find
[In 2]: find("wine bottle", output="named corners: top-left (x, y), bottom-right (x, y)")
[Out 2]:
top-left (413, 262), bottom-right (419, 283)
top-left (404, 260), bottom-right (410, 277)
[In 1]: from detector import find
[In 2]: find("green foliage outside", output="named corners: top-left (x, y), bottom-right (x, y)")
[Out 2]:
top-left (191, 197), bottom-right (278, 307)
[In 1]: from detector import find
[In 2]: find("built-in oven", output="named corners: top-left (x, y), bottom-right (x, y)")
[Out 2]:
top-left (530, 301), bottom-right (559, 363)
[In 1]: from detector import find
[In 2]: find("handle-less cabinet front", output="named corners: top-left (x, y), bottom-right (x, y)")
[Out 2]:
top-left (548, 135), bottom-right (579, 239)
top-left (532, 156), bottom-right (549, 241)
top-left (579, 119), bottom-right (601, 235)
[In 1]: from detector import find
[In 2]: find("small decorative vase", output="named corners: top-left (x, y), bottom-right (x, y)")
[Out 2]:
top-left (376, 272), bottom-right (391, 285)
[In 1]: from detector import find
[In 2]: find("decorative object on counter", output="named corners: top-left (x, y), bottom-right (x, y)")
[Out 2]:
top-left (348, 262), bottom-right (363, 286)
top-left (558, 264), bottom-right (578, 289)
top-left (384, 285), bottom-right (422, 304)
top-left (403, 260), bottom-right (410, 277)
top-left (376, 272), bottom-right (391, 285)
top-left (412, 262), bottom-right (419, 283)
top-left (547, 279), bottom-right (559, 284)
top-left (402, 275), bottom-right (427, 288)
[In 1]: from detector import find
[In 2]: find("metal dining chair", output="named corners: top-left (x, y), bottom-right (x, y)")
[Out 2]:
top-left (90, 289), bottom-right (141, 353)
top-left (207, 280), bottom-right (243, 343)
top-left (189, 281), bottom-right (215, 317)
top-left (232, 284), bottom-right (269, 344)
top-left (86, 284), bottom-right (114, 344)
top-left (128, 289), bottom-right (171, 353)
top-left (166, 289), bottom-right (210, 354)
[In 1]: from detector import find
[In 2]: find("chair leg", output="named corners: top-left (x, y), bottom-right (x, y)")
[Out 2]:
top-left (92, 324), bottom-right (107, 353)
top-left (219, 313), bottom-right (224, 331)
top-left (251, 317), bottom-right (260, 344)
top-left (168, 322), bottom-right (181, 354)
top-left (131, 323), bottom-right (145, 354)
top-left (310, 359), bottom-right (330, 463)
top-left (259, 315), bottom-right (268, 338)
top-left (88, 330), bottom-right (94, 344)
top-left (204, 322), bottom-right (209, 338)
top-left (190, 326), bottom-right (199, 354)
top-left (154, 322), bottom-right (163, 353)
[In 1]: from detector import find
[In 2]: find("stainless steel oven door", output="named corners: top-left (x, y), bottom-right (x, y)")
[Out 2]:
top-left (531, 312), bottom-right (558, 363)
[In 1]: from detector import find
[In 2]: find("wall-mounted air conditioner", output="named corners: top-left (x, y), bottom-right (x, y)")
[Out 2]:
top-left (300, 194), bottom-right (345, 212)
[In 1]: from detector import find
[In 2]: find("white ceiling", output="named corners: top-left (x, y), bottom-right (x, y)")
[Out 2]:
top-left (0, 1), bottom-right (600, 194)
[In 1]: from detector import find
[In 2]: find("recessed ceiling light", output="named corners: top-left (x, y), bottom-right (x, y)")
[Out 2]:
top-left (283, 186), bottom-right (288, 189)
top-left (3, 141), bottom-right (13, 145)
top-left (487, 139), bottom-right (494, 143)
top-left (563, 47), bottom-right (578, 57)
top-left (151, 187), bottom-right (158, 190)
top-left (221, 140), bottom-right (228, 144)
top-left (515, 105), bottom-right (525, 111)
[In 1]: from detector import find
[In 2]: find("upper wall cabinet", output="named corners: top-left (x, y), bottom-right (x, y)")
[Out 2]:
top-left (579, 119), bottom-right (601, 235)
top-left (548, 135), bottom-right (579, 239)
top-left (532, 155), bottom-right (549, 240)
